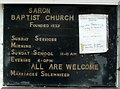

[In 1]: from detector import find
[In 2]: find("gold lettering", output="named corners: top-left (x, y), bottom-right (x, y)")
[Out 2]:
top-left (32, 50), bottom-right (53, 56)
top-left (49, 64), bottom-right (62, 70)
top-left (10, 56), bottom-right (31, 63)
top-left (29, 8), bottom-right (50, 14)
top-left (66, 64), bottom-right (99, 70)
top-left (11, 35), bottom-right (29, 41)
top-left (31, 63), bottom-right (44, 70)
top-left (11, 42), bottom-right (31, 48)
top-left (11, 15), bottom-right (40, 21)
top-left (11, 49), bottom-right (30, 55)
top-left (10, 70), bottom-right (38, 76)
top-left (30, 22), bottom-right (49, 28)
top-left (35, 35), bottom-right (57, 42)
top-left (41, 71), bottom-right (70, 77)
top-left (60, 52), bottom-right (77, 56)
top-left (45, 15), bottom-right (74, 21)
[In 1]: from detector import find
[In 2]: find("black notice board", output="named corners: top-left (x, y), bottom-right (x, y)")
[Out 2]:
top-left (3, 4), bottom-right (117, 87)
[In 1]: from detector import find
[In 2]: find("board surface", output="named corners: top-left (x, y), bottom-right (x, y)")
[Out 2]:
top-left (3, 4), bottom-right (117, 87)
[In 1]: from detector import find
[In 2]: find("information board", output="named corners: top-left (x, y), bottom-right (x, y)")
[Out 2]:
top-left (3, 5), bottom-right (117, 87)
